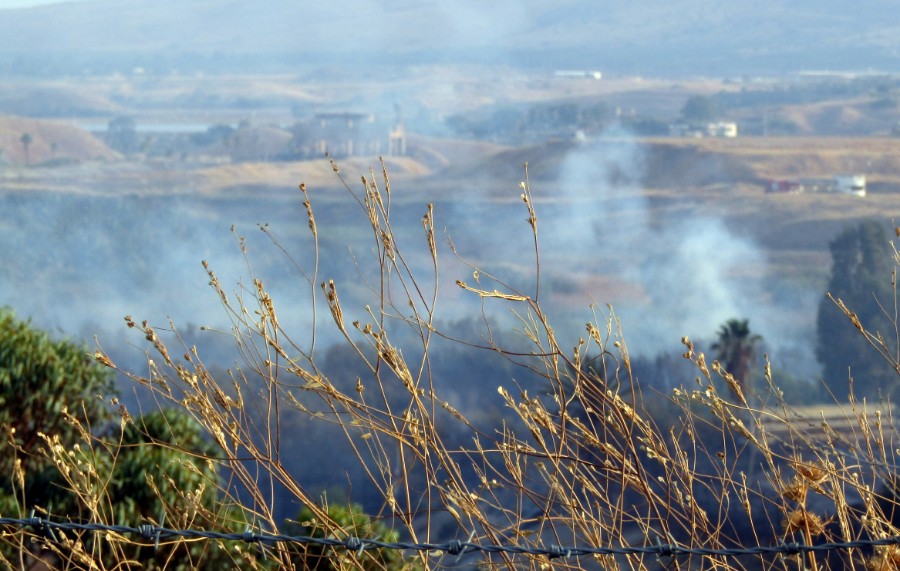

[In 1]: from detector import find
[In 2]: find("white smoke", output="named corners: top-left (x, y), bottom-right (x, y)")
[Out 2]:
top-left (543, 131), bottom-right (816, 368)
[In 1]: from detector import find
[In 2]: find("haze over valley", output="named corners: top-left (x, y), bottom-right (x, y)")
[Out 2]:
top-left (0, 1), bottom-right (899, 398)
top-left (6, 1), bottom-right (900, 556)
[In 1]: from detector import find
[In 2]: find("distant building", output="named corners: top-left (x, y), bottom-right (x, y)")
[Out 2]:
top-left (834, 174), bottom-right (866, 196)
top-left (768, 180), bottom-right (804, 193)
top-left (287, 111), bottom-right (406, 159)
top-left (388, 122), bottom-right (407, 156)
top-left (766, 174), bottom-right (866, 197)
top-left (667, 123), bottom-right (694, 137)
top-left (554, 70), bottom-right (603, 80)
top-left (707, 122), bottom-right (738, 138)
top-left (669, 121), bottom-right (738, 138)
top-left (311, 112), bottom-right (379, 157)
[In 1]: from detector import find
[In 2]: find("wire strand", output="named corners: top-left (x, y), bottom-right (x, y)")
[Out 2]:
top-left (3, 516), bottom-right (899, 561)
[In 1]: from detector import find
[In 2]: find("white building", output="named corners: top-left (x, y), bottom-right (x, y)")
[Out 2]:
top-left (834, 174), bottom-right (866, 197)
top-left (707, 122), bottom-right (738, 138)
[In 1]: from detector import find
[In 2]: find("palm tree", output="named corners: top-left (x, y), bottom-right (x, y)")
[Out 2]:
top-left (712, 318), bottom-right (762, 394)
top-left (20, 132), bottom-right (32, 165)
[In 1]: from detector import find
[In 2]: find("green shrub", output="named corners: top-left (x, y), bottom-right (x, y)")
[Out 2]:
top-left (287, 503), bottom-right (420, 571)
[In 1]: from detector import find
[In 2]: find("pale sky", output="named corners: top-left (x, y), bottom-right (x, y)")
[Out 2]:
top-left (0, 0), bottom-right (81, 8)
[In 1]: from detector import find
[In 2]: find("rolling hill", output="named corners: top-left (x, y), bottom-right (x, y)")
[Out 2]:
top-left (0, 115), bottom-right (119, 164)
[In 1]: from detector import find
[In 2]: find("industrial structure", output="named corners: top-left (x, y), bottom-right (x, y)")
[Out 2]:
top-left (288, 111), bottom-right (407, 160)
top-left (669, 121), bottom-right (738, 138)
top-left (767, 174), bottom-right (866, 196)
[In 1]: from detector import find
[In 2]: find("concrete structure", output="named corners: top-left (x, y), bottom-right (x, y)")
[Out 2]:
top-left (670, 122), bottom-right (738, 138)
top-left (297, 112), bottom-right (393, 158)
top-left (708, 122), bottom-right (738, 138)
top-left (388, 122), bottom-right (407, 157)
top-left (766, 175), bottom-right (866, 196)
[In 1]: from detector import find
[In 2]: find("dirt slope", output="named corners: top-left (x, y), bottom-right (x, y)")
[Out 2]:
top-left (687, 136), bottom-right (900, 188)
top-left (0, 115), bottom-right (120, 165)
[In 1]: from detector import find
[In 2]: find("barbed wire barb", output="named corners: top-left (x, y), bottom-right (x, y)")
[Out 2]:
top-left (1, 516), bottom-right (899, 562)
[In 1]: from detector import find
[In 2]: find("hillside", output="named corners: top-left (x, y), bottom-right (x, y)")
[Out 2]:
top-left (0, 115), bottom-right (119, 165)
top-left (683, 137), bottom-right (900, 186)
top-left (425, 135), bottom-right (900, 191)
top-left (4, 131), bottom-right (899, 284)
top-left (195, 156), bottom-right (433, 196)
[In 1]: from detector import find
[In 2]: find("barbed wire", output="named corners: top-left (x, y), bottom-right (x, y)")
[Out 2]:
top-left (3, 516), bottom-right (900, 562)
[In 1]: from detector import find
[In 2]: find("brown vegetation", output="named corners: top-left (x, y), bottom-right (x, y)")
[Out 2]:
top-left (0, 115), bottom-right (119, 165)
top-left (63, 163), bottom-right (900, 569)
top-left (2, 153), bottom-right (900, 568)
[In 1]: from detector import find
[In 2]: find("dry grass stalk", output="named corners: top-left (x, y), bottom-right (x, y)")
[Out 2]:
top-left (7, 161), bottom-right (900, 570)
top-left (114, 164), bottom-right (900, 569)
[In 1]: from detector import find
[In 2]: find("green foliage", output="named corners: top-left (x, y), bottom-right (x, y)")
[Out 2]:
top-left (769, 365), bottom-right (823, 404)
top-left (0, 309), bottom-right (253, 569)
top-left (712, 318), bottom-right (762, 390)
top-left (447, 100), bottom-right (610, 142)
top-left (680, 94), bottom-right (719, 123)
top-left (109, 408), bottom-right (217, 523)
top-left (816, 220), bottom-right (897, 399)
top-left (106, 116), bottom-right (140, 155)
top-left (101, 408), bottom-right (252, 570)
top-left (620, 115), bottom-right (670, 136)
top-left (0, 307), bottom-right (114, 511)
top-left (287, 504), bottom-right (419, 571)
top-left (764, 116), bottom-right (801, 136)
top-left (19, 132), bottom-right (31, 165)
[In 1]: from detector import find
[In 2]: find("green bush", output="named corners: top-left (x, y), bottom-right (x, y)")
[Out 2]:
top-left (0, 307), bottom-right (114, 514)
top-left (287, 503), bottom-right (421, 571)
top-left (0, 308), bottom-right (256, 569)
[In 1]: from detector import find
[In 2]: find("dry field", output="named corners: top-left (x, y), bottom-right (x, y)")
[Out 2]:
top-left (0, 115), bottom-right (120, 164)
top-left (643, 136), bottom-right (900, 278)
top-left (3, 115), bottom-right (899, 290)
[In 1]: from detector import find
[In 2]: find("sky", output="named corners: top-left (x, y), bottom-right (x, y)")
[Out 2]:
top-left (0, 0), bottom-right (79, 8)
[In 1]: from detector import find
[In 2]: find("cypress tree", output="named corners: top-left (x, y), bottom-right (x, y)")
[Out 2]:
top-left (816, 221), bottom-right (897, 400)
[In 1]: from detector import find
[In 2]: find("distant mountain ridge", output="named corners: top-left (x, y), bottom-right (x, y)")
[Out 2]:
top-left (0, 0), bottom-right (897, 76)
